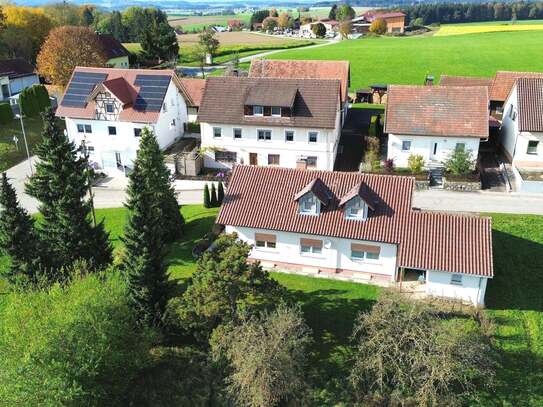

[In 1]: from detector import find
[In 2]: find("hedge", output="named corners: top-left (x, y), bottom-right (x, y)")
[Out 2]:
top-left (0, 102), bottom-right (13, 124)
top-left (19, 87), bottom-right (39, 117)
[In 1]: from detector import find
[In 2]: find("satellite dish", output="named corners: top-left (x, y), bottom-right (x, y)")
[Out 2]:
top-left (324, 239), bottom-right (332, 249)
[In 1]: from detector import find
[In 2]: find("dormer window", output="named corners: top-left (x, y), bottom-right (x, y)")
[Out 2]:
top-left (345, 197), bottom-right (368, 220)
top-left (271, 106), bottom-right (281, 116)
top-left (339, 182), bottom-right (375, 221)
top-left (294, 178), bottom-right (332, 216)
top-left (299, 193), bottom-right (319, 215)
top-left (254, 105), bottom-right (264, 116)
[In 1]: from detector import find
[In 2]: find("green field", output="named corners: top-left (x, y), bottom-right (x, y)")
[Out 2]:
top-left (270, 30), bottom-right (543, 89)
top-left (2, 206), bottom-right (541, 405)
top-left (167, 13), bottom-right (252, 32)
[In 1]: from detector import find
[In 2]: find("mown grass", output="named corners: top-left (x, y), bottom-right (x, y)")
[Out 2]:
top-left (0, 207), bottom-right (541, 405)
top-left (270, 30), bottom-right (543, 89)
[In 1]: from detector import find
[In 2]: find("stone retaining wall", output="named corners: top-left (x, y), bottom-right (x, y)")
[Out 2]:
top-left (442, 177), bottom-right (481, 191)
top-left (415, 180), bottom-right (430, 190)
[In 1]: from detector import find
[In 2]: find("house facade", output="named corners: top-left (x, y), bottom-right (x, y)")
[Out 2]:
top-left (0, 59), bottom-right (40, 101)
top-left (352, 11), bottom-right (406, 33)
top-left (299, 19), bottom-right (339, 38)
top-left (56, 67), bottom-right (194, 175)
top-left (197, 76), bottom-right (342, 171)
top-left (97, 34), bottom-right (130, 68)
top-left (385, 85), bottom-right (489, 168)
top-left (217, 166), bottom-right (493, 306)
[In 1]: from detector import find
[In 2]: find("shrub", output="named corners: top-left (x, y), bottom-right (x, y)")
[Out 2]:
top-left (210, 183), bottom-right (218, 207)
top-left (312, 22), bottom-right (327, 38)
top-left (32, 84), bottom-right (51, 112)
top-left (383, 158), bottom-right (394, 173)
top-left (443, 148), bottom-right (476, 175)
top-left (407, 154), bottom-right (425, 173)
top-left (186, 122), bottom-right (200, 133)
top-left (369, 18), bottom-right (387, 35)
top-left (0, 102), bottom-right (13, 124)
top-left (262, 16), bottom-right (278, 32)
top-left (368, 115), bottom-right (378, 138)
top-left (19, 86), bottom-right (40, 117)
top-left (203, 183), bottom-right (211, 208)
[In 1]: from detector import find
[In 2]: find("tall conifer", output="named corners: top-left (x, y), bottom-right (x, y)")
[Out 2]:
top-left (210, 183), bottom-right (218, 207)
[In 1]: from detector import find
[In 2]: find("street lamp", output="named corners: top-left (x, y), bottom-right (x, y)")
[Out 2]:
top-left (14, 112), bottom-right (33, 175)
top-left (80, 138), bottom-right (97, 227)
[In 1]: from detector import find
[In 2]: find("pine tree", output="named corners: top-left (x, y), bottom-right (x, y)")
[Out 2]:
top-left (203, 184), bottom-right (211, 208)
top-left (210, 183), bottom-right (218, 207)
top-left (25, 108), bottom-right (112, 275)
top-left (217, 181), bottom-right (225, 205)
top-left (0, 173), bottom-right (42, 285)
top-left (122, 131), bottom-right (171, 326)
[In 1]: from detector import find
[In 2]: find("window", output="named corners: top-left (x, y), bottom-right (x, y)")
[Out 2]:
top-left (233, 128), bottom-right (242, 139)
top-left (268, 154), bottom-right (280, 166)
top-left (285, 130), bottom-right (294, 142)
top-left (345, 197), bottom-right (366, 220)
top-left (455, 142), bottom-right (466, 152)
top-left (84, 124), bottom-right (92, 133)
top-left (401, 140), bottom-right (411, 151)
top-left (108, 126), bottom-right (117, 135)
top-left (271, 106), bottom-right (281, 116)
top-left (450, 274), bottom-right (463, 285)
top-left (255, 233), bottom-right (276, 249)
top-left (527, 140), bottom-right (539, 155)
top-left (77, 124), bottom-right (84, 133)
top-left (351, 243), bottom-right (381, 261)
top-left (254, 105), bottom-right (264, 116)
top-left (300, 238), bottom-right (322, 255)
top-left (215, 151), bottom-right (237, 162)
top-left (170, 119), bottom-right (176, 128)
top-left (162, 103), bottom-right (167, 113)
top-left (106, 103), bottom-right (114, 113)
top-left (308, 132), bottom-right (318, 143)
top-left (134, 128), bottom-right (142, 137)
top-left (258, 129), bottom-right (272, 141)
top-left (306, 156), bottom-right (317, 168)
top-left (299, 193), bottom-right (319, 215)
top-left (213, 127), bottom-right (222, 138)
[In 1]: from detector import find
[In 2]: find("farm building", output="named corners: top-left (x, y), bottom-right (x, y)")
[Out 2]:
top-left (352, 10), bottom-right (406, 34)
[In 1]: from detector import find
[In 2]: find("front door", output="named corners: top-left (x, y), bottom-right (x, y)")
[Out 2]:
top-left (249, 153), bottom-right (258, 166)
top-left (430, 142), bottom-right (439, 160)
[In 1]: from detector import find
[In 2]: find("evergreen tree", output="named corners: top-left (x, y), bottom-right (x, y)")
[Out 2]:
top-left (25, 108), bottom-right (112, 275)
top-left (217, 181), bottom-right (225, 205)
top-left (0, 173), bottom-right (42, 285)
top-left (203, 184), bottom-right (211, 208)
top-left (210, 183), bottom-right (218, 207)
top-left (329, 4), bottom-right (338, 20)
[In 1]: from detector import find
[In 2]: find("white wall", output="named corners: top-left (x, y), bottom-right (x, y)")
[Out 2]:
top-left (154, 80), bottom-right (188, 149)
top-left (10, 74), bottom-right (39, 95)
top-left (500, 86), bottom-right (519, 161)
top-left (387, 133), bottom-right (481, 167)
top-left (200, 119), bottom-right (340, 171)
top-left (227, 225), bottom-right (398, 280)
top-left (426, 270), bottom-right (488, 306)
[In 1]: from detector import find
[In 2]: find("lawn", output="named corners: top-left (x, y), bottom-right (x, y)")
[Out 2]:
top-left (0, 116), bottom-right (64, 172)
top-left (167, 13), bottom-right (252, 32)
top-left (269, 30), bottom-right (543, 89)
top-left (1, 206), bottom-right (542, 405)
top-left (437, 19), bottom-right (543, 36)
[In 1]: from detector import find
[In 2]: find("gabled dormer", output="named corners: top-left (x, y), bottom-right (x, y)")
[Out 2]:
top-left (88, 77), bottom-right (135, 121)
top-left (339, 182), bottom-right (375, 221)
top-left (243, 81), bottom-right (297, 118)
top-left (294, 178), bottom-right (333, 216)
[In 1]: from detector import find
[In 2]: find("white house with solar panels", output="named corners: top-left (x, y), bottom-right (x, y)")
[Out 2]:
top-left (56, 67), bottom-right (197, 175)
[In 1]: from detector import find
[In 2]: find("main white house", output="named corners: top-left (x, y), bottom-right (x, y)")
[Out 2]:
top-left (385, 85), bottom-right (489, 168)
top-left (217, 165), bottom-right (494, 306)
top-left (197, 76), bottom-right (342, 171)
top-left (56, 67), bottom-right (200, 175)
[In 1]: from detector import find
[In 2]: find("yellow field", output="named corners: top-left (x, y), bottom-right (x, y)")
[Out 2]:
top-left (436, 22), bottom-right (543, 36)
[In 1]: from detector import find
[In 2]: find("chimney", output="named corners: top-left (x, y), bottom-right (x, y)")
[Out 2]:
top-left (424, 75), bottom-right (434, 86)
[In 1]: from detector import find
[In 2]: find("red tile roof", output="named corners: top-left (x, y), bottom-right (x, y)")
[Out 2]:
top-left (101, 77), bottom-right (134, 105)
top-left (56, 67), bottom-right (189, 124)
top-left (490, 71), bottom-right (543, 102)
top-left (217, 166), bottom-right (493, 277)
top-left (362, 10), bottom-right (406, 20)
top-left (515, 77), bottom-right (543, 132)
top-left (249, 59), bottom-right (350, 103)
top-left (179, 78), bottom-right (206, 107)
top-left (97, 34), bottom-right (130, 60)
top-left (440, 75), bottom-right (493, 89)
top-left (385, 85), bottom-right (489, 138)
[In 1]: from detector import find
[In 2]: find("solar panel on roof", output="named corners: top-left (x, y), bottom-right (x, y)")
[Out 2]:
top-left (133, 74), bottom-right (171, 112)
top-left (61, 71), bottom-right (107, 108)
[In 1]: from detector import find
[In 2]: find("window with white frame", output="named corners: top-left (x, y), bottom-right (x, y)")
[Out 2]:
top-left (299, 193), bottom-right (319, 215)
top-left (84, 124), bottom-right (92, 133)
top-left (233, 128), bottom-right (242, 139)
top-left (255, 233), bottom-right (276, 249)
top-left (213, 127), bottom-right (222, 138)
top-left (527, 140), bottom-right (539, 155)
top-left (285, 130), bottom-right (294, 142)
top-left (350, 243), bottom-right (380, 261)
top-left (450, 273), bottom-right (463, 285)
top-left (401, 140), bottom-right (411, 151)
top-left (300, 238), bottom-right (322, 255)
top-left (455, 142), bottom-right (466, 152)
top-left (271, 106), bottom-right (281, 116)
top-left (345, 197), bottom-right (367, 220)
top-left (254, 105), bottom-right (264, 116)
top-left (308, 132), bottom-right (318, 143)
top-left (257, 129), bottom-right (272, 141)
top-left (77, 124), bottom-right (85, 133)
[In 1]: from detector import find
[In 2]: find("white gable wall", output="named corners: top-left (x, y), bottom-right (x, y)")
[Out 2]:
top-left (387, 133), bottom-right (480, 168)
top-left (426, 270), bottom-right (488, 306)
top-left (154, 80), bottom-right (188, 149)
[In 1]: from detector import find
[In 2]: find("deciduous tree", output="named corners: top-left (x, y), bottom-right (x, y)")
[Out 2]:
top-left (262, 16), bottom-right (278, 31)
top-left (37, 26), bottom-right (107, 86)
top-left (311, 22), bottom-right (326, 38)
top-left (278, 12), bottom-right (290, 29)
top-left (340, 20), bottom-right (353, 38)
top-left (198, 28), bottom-right (219, 63)
top-left (369, 18), bottom-right (387, 34)
top-left (4, 5), bottom-right (53, 60)
top-left (336, 4), bottom-right (356, 22)
top-left (141, 20), bottom-right (179, 63)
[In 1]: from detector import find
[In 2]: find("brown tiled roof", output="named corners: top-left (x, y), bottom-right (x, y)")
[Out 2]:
top-left (362, 10), bottom-right (406, 20)
top-left (515, 78), bottom-right (543, 132)
top-left (294, 178), bottom-right (334, 205)
top-left (385, 85), bottom-right (489, 138)
top-left (198, 76), bottom-right (340, 129)
top-left (56, 67), bottom-right (190, 123)
top-left (217, 166), bottom-right (493, 277)
top-left (179, 78), bottom-right (205, 107)
top-left (101, 77), bottom-right (134, 105)
top-left (490, 71), bottom-right (543, 102)
top-left (440, 75), bottom-right (493, 89)
top-left (97, 34), bottom-right (130, 60)
top-left (245, 81), bottom-right (298, 107)
top-left (0, 58), bottom-right (35, 79)
top-left (339, 181), bottom-right (375, 210)
top-left (249, 59), bottom-right (350, 103)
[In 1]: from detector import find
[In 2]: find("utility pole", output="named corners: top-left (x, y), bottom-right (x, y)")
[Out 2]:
top-left (16, 112), bottom-right (33, 175)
